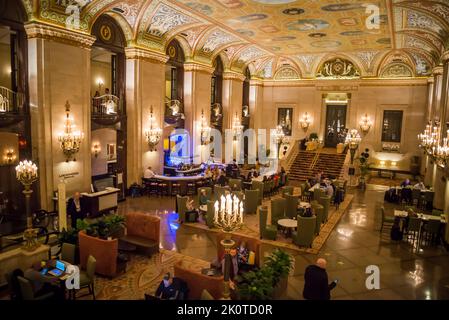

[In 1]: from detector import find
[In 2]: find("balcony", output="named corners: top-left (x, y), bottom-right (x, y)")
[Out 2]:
top-left (91, 94), bottom-right (123, 125)
top-left (0, 86), bottom-right (25, 127)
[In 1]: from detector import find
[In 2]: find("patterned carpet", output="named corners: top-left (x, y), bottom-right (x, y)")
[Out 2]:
top-left (184, 191), bottom-right (354, 255)
top-left (89, 249), bottom-right (209, 300)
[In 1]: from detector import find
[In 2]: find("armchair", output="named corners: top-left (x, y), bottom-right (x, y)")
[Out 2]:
top-left (271, 198), bottom-right (286, 225)
top-left (292, 215), bottom-right (316, 248)
top-left (244, 189), bottom-right (259, 214)
top-left (259, 206), bottom-right (277, 241)
top-left (121, 212), bottom-right (160, 256)
top-left (284, 194), bottom-right (299, 219)
top-left (319, 196), bottom-right (331, 222)
top-left (251, 181), bottom-right (264, 204)
top-left (176, 195), bottom-right (188, 223)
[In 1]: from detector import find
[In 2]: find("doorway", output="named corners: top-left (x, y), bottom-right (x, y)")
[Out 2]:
top-left (324, 104), bottom-right (347, 148)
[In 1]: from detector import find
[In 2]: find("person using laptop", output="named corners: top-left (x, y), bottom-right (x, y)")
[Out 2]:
top-left (155, 272), bottom-right (185, 300)
top-left (24, 262), bottom-right (65, 300)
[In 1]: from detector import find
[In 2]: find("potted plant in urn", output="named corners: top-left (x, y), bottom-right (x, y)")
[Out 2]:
top-left (357, 148), bottom-right (371, 190)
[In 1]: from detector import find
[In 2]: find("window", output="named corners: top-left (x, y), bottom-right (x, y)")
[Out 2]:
top-left (382, 110), bottom-right (403, 143)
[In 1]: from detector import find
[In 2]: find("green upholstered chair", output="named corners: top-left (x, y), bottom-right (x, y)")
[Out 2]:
top-left (314, 205), bottom-right (324, 235)
top-left (285, 194), bottom-right (299, 219)
top-left (61, 242), bottom-right (76, 265)
top-left (271, 198), bottom-right (286, 225)
top-left (311, 201), bottom-right (324, 224)
top-left (259, 206), bottom-right (277, 240)
top-left (228, 178), bottom-right (242, 191)
top-left (251, 181), bottom-right (264, 204)
top-left (280, 186), bottom-right (294, 198)
top-left (197, 187), bottom-right (212, 205)
top-left (380, 206), bottom-right (395, 233)
top-left (313, 188), bottom-right (324, 201)
top-left (17, 276), bottom-right (54, 300)
top-left (318, 195), bottom-right (331, 222)
top-left (205, 200), bottom-right (215, 228)
top-left (292, 215), bottom-right (316, 248)
top-left (214, 185), bottom-right (229, 201)
top-left (244, 189), bottom-right (259, 214)
top-left (176, 195), bottom-right (188, 223)
top-left (73, 254), bottom-right (97, 300)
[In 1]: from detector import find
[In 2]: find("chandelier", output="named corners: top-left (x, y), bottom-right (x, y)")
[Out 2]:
top-left (273, 125), bottom-right (285, 145)
top-left (359, 113), bottom-right (373, 134)
top-left (199, 109), bottom-right (211, 145)
top-left (145, 106), bottom-right (162, 151)
top-left (232, 112), bottom-right (244, 140)
top-left (214, 194), bottom-right (243, 232)
top-left (58, 101), bottom-right (84, 162)
top-left (299, 112), bottom-right (311, 131)
top-left (418, 121), bottom-right (440, 155)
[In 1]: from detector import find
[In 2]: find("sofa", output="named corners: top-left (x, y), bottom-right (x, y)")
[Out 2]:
top-left (174, 260), bottom-right (223, 300)
top-left (120, 212), bottom-right (160, 256)
top-left (78, 231), bottom-right (119, 278)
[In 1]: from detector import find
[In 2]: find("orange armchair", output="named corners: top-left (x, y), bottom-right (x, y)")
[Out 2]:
top-left (78, 231), bottom-right (118, 278)
top-left (121, 212), bottom-right (160, 255)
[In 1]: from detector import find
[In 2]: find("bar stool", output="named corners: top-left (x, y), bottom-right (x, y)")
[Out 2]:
top-left (158, 182), bottom-right (169, 196)
top-left (149, 180), bottom-right (159, 197)
top-left (186, 182), bottom-right (196, 195)
top-left (172, 183), bottom-right (181, 196)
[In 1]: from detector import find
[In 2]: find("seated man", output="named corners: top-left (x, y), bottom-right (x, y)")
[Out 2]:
top-left (413, 180), bottom-right (426, 190)
top-left (24, 262), bottom-right (65, 300)
top-left (185, 197), bottom-right (199, 222)
top-left (155, 273), bottom-right (185, 300)
top-left (143, 166), bottom-right (155, 179)
top-left (198, 189), bottom-right (208, 206)
top-left (401, 178), bottom-right (411, 188)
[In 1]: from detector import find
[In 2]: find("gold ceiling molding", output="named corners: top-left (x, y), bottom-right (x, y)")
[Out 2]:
top-left (124, 47), bottom-right (169, 64)
top-left (442, 50), bottom-right (449, 63)
top-left (183, 62), bottom-right (215, 75)
top-left (222, 71), bottom-right (246, 82)
top-left (24, 22), bottom-right (96, 49)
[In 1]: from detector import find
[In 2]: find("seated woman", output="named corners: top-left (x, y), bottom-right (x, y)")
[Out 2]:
top-left (185, 197), bottom-right (199, 222)
top-left (198, 189), bottom-right (208, 206)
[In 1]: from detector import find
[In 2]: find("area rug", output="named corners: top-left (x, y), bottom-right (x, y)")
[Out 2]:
top-left (184, 192), bottom-right (354, 255)
top-left (89, 249), bottom-right (209, 300)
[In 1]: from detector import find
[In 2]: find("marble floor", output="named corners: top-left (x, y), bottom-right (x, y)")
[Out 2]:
top-left (120, 184), bottom-right (449, 300)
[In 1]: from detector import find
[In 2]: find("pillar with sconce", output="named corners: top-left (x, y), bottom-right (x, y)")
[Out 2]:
top-left (359, 113), bottom-right (372, 134)
top-left (345, 129), bottom-right (361, 186)
top-left (145, 106), bottom-right (162, 151)
top-left (15, 160), bottom-right (39, 251)
top-left (58, 101), bottom-right (84, 162)
top-left (299, 112), bottom-right (311, 131)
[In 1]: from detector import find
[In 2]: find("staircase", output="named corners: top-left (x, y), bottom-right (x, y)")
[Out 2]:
top-left (288, 149), bottom-right (347, 183)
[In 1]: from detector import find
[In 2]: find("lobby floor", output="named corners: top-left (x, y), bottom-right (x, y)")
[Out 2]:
top-left (118, 184), bottom-right (449, 300)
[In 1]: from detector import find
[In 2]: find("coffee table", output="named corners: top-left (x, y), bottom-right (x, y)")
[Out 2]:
top-left (277, 218), bottom-right (297, 237)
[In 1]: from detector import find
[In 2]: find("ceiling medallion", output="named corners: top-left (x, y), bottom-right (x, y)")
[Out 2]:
top-left (317, 58), bottom-right (360, 79)
top-left (282, 8), bottom-right (305, 15)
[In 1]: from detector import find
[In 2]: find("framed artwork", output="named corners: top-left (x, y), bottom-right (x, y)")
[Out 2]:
top-left (277, 107), bottom-right (293, 136)
top-left (107, 143), bottom-right (116, 160)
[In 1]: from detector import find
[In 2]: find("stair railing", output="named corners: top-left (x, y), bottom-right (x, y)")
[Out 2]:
top-left (309, 148), bottom-right (321, 171)
top-left (281, 140), bottom-right (299, 172)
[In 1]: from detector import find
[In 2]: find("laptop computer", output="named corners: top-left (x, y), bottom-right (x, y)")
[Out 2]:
top-left (48, 260), bottom-right (66, 277)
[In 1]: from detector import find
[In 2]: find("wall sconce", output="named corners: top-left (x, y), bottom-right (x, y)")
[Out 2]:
top-left (58, 101), bottom-right (84, 162)
top-left (359, 113), bottom-right (373, 134)
top-left (3, 149), bottom-right (16, 164)
top-left (97, 78), bottom-right (104, 92)
top-left (92, 144), bottom-right (101, 158)
top-left (299, 112), bottom-right (311, 131)
top-left (391, 161), bottom-right (397, 167)
top-left (199, 109), bottom-right (211, 145)
top-left (379, 160), bottom-right (386, 166)
top-left (144, 106), bottom-right (162, 151)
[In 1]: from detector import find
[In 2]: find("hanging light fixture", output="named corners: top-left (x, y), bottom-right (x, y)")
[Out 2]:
top-left (199, 109), bottom-right (211, 145)
top-left (299, 112), bottom-right (311, 131)
top-left (418, 121), bottom-right (440, 156)
top-left (58, 101), bottom-right (84, 162)
top-left (435, 128), bottom-right (449, 167)
top-left (359, 113), bottom-right (373, 134)
top-left (232, 112), bottom-right (244, 141)
top-left (145, 106), bottom-right (162, 152)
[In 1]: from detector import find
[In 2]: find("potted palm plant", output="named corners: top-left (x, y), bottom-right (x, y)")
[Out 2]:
top-left (357, 148), bottom-right (371, 190)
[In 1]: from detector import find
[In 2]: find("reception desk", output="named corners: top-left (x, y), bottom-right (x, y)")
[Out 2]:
top-left (81, 187), bottom-right (120, 218)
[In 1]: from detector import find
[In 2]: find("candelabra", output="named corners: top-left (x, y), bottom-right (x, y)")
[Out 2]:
top-left (299, 112), bottom-right (311, 131)
top-left (359, 113), bottom-right (372, 134)
top-left (15, 160), bottom-right (39, 251)
top-left (345, 129), bottom-right (362, 164)
top-left (273, 125), bottom-right (286, 158)
top-left (418, 121), bottom-right (440, 155)
top-left (58, 101), bottom-right (84, 162)
top-left (214, 194), bottom-right (244, 299)
top-left (145, 106), bottom-right (162, 151)
top-left (199, 109), bottom-right (211, 145)
top-left (232, 112), bottom-right (244, 141)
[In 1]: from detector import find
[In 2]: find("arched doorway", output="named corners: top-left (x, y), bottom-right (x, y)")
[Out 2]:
top-left (90, 15), bottom-right (127, 201)
top-left (0, 0), bottom-right (32, 231)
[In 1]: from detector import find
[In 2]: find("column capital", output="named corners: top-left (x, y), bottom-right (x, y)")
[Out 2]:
top-left (442, 50), bottom-right (449, 63)
top-left (183, 62), bottom-right (215, 75)
top-left (432, 65), bottom-right (444, 76)
top-left (249, 78), bottom-right (264, 86)
top-left (222, 71), bottom-right (246, 82)
top-left (24, 22), bottom-right (96, 49)
top-left (125, 47), bottom-right (168, 64)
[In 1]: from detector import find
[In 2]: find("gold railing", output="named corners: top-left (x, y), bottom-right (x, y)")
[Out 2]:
top-left (0, 86), bottom-right (24, 114)
top-left (91, 94), bottom-right (122, 116)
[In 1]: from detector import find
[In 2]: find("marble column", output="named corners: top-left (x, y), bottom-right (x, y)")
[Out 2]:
top-left (248, 78), bottom-right (264, 131)
top-left (222, 71), bottom-right (245, 162)
top-left (422, 78), bottom-right (435, 181)
top-left (431, 65), bottom-right (444, 123)
top-left (183, 62), bottom-right (214, 163)
top-left (26, 22), bottom-right (95, 210)
top-left (125, 48), bottom-right (167, 184)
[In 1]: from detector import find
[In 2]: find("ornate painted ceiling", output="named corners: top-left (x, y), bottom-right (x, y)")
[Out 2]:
top-left (21, 0), bottom-right (449, 79)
